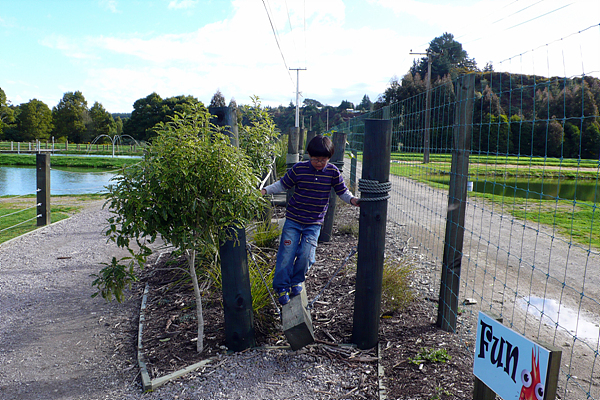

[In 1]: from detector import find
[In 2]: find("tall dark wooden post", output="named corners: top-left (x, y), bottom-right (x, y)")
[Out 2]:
top-left (298, 127), bottom-right (306, 159)
top-left (219, 228), bottom-right (255, 351)
top-left (303, 130), bottom-right (316, 160)
top-left (209, 106), bottom-right (239, 147)
top-left (214, 105), bottom-right (255, 351)
top-left (36, 153), bottom-right (50, 226)
top-left (436, 74), bottom-right (475, 332)
top-left (352, 119), bottom-right (391, 350)
top-left (286, 127), bottom-right (300, 203)
top-left (349, 148), bottom-right (358, 194)
top-left (319, 131), bottom-right (347, 243)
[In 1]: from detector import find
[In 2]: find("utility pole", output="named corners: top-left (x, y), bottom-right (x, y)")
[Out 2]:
top-left (290, 68), bottom-right (307, 128)
top-left (410, 50), bottom-right (433, 164)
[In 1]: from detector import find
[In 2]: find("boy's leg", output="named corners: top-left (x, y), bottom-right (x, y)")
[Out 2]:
top-left (290, 224), bottom-right (321, 286)
top-left (272, 219), bottom-right (302, 292)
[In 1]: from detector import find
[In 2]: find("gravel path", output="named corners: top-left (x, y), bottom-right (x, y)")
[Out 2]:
top-left (0, 200), bottom-right (378, 400)
top-left (0, 201), bottom-right (146, 400)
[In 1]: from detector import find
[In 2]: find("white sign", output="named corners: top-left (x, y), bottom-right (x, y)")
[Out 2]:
top-left (474, 312), bottom-right (551, 400)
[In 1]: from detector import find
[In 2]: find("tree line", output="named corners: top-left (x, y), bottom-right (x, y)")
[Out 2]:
top-left (374, 33), bottom-right (600, 159)
top-left (0, 85), bottom-right (374, 144)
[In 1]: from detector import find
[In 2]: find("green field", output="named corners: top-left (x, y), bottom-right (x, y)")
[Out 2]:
top-left (386, 156), bottom-right (600, 250)
top-left (0, 194), bottom-right (106, 244)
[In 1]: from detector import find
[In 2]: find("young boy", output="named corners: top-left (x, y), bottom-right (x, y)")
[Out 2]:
top-left (261, 135), bottom-right (360, 305)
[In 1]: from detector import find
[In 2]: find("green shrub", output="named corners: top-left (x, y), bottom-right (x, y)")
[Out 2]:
top-left (381, 258), bottom-right (415, 313)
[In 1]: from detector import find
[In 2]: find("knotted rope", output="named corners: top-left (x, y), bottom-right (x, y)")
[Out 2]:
top-left (358, 179), bottom-right (392, 202)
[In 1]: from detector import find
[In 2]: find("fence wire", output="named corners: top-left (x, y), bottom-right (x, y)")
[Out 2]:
top-left (334, 41), bottom-right (600, 398)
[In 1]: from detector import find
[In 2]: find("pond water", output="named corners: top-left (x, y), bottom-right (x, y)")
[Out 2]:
top-left (430, 177), bottom-right (600, 203)
top-left (0, 165), bottom-right (118, 196)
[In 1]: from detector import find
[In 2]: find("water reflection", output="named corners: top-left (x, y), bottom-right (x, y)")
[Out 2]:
top-left (0, 165), bottom-right (117, 196)
top-left (429, 177), bottom-right (599, 203)
top-left (520, 296), bottom-right (599, 344)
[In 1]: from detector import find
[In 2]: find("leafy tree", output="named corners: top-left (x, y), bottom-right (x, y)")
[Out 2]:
top-left (89, 101), bottom-right (116, 139)
top-left (123, 93), bottom-right (201, 142)
top-left (357, 95), bottom-right (373, 111)
top-left (410, 33), bottom-right (477, 80)
top-left (0, 87), bottom-right (16, 138)
top-left (210, 89), bottom-right (226, 108)
top-left (98, 103), bottom-right (264, 353)
top-left (16, 99), bottom-right (54, 141)
top-left (114, 116), bottom-right (124, 136)
top-left (239, 96), bottom-right (280, 177)
top-left (338, 100), bottom-right (354, 110)
top-left (52, 91), bottom-right (90, 143)
top-left (122, 92), bottom-right (165, 142)
top-left (303, 98), bottom-right (323, 108)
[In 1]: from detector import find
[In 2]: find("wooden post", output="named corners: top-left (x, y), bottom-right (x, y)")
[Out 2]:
top-left (350, 149), bottom-right (358, 194)
top-left (298, 127), bottom-right (306, 159)
top-left (36, 153), bottom-right (51, 226)
top-left (319, 131), bottom-right (347, 243)
top-left (219, 227), bottom-right (256, 351)
top-left (352, 119), bottom-right (392, 350)
top-left (303, 130), bottom-right (316, 160)
top-left (286, 127), bottom-right (300, 203)
top-left (213, 105), bottom-right (255, 351)
top-left (436, 74), bottom-right (475, 332)
top-left (209, 106), bottom-right (239, 147)
top-left (282, 288), bottom-right (314, 350)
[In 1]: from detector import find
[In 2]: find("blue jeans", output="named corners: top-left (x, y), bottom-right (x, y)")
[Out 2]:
top-left (272, 219), bottom-right (321, 292)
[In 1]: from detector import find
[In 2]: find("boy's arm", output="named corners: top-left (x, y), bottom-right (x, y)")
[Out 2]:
top-left (261, 180), bottom-right (285, 196)
top-left (339, 190), bottom-right (360, 207)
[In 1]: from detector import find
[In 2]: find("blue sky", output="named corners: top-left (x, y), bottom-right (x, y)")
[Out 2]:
top-left (1, 0), bottom-right (599, 113)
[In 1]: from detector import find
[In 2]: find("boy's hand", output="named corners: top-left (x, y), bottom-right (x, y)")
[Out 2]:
top-left (260, 189), bottom-right (267, 196)
top-left (350, 197), bottom-right (360, 207)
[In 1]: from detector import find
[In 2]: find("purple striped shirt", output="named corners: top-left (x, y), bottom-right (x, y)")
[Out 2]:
top-left (279, 160), bottom-right (349, 225)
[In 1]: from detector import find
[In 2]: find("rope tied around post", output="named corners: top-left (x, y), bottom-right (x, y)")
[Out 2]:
top-left (358, 179), bottom-right (391, 202)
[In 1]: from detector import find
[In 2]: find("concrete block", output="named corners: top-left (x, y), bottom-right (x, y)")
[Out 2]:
top-left (282, 289), bottom-right (314, 350)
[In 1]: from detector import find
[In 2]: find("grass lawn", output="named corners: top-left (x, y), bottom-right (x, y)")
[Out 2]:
top-left (0, 194), bottom-right (106, 244)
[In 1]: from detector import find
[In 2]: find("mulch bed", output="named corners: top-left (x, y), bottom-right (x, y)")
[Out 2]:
top-left (137, 202), bottom-right (475, 399)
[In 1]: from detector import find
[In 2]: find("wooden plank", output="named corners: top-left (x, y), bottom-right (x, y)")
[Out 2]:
top-left (282, 289), bottom-right (314, 350)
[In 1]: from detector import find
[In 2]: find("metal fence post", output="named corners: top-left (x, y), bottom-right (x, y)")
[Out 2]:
top-left (36, 153), bottom-right (51, 226)
top-left (352, 119), bottom-right (392, 350)
top-left (436, 74), bottom-right (475, 332)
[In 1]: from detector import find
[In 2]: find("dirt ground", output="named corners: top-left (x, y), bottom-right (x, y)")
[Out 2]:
top-left (138, 202), bottom-right (476, 400)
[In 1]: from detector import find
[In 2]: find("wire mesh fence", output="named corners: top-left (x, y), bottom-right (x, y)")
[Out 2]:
top-left (333, 49), bottom-right (600, 398)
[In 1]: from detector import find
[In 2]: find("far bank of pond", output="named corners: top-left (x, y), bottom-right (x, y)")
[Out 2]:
top-left (0, 154), bottom-right (140, 169)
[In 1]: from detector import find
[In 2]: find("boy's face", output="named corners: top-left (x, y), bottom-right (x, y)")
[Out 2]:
top-left (310, 157), bottom-right (329, 171)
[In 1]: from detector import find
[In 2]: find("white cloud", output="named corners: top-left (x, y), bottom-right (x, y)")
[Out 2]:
top-left (39, 34), bottom-right (100, 60)
top-left (168, 0), bottom-right (199, 10)
top-left (99, 0), bottom-right (119, 13)
top-left (36, 0), bottom-right (598, 112)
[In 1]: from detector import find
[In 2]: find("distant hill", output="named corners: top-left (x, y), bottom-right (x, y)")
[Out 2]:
top-left (111, 113), bottom-right (131, 120)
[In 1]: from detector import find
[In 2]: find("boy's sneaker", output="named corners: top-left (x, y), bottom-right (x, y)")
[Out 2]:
top-left (290, 284), bottom-right (302, 297)
top-left (278, 290), bottom-right (290, 305)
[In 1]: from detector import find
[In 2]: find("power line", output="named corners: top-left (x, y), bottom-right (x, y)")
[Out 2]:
top-left (262, 0), bottom-right (294, 85)
top-left (505, 2), bottom-right (573, 30)
top-left (284, 0), bottom-right (299, 67)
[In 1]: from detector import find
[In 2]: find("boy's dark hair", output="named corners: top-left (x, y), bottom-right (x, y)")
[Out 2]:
top-left (307, 135), bottom-right (335, 158)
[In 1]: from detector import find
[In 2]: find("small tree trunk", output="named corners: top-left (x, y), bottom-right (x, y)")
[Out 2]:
top-left (185, 249), bottom-right (204, 352)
